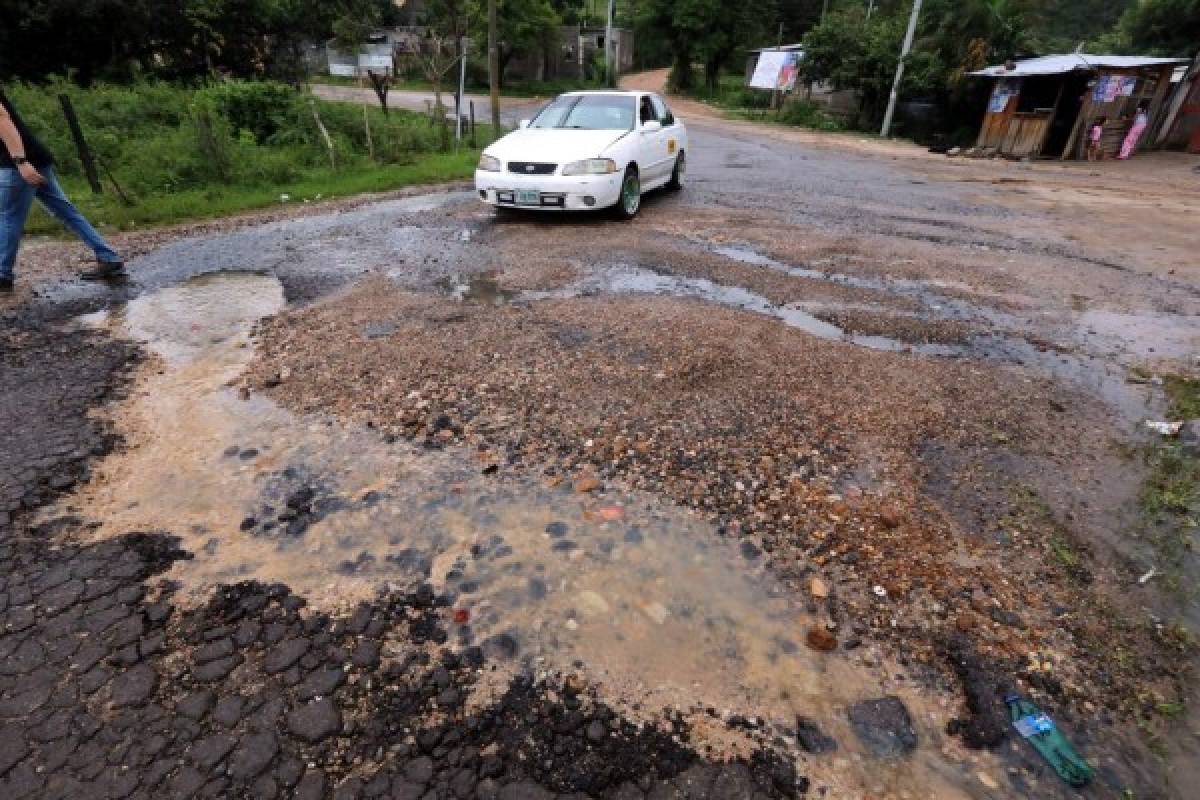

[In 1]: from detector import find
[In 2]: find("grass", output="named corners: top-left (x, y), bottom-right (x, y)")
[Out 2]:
top-left (9, 78), bottom-right (491, 233)
top-left (1138, 375), bottom-right (1199, 595)
top-left (27, 151), bottom-right (480, 233)
top-left (687, 71), bottom-right (844, 132)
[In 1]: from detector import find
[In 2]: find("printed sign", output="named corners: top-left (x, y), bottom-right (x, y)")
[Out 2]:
top-left (988, 83), bottom-right (1015, 113)
top-left (749, 50), bottom-right (801, 91)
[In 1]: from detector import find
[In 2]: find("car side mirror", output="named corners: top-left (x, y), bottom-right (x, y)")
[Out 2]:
top-left (641, 120), bottom-right (662, 133)
top-left (518, 119), bottom-right (530, 129)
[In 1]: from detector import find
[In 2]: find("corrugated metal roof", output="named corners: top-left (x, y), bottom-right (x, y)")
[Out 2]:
top-left (748, 44), bottom-right (805, 54)
top-left (970, 54), bottom-right (1189, 78)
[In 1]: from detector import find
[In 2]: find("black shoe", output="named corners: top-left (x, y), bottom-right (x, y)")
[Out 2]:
top-left (80, 261), bottom-right (126, 281)
top-left (0, 278), bottom-right (12, 293)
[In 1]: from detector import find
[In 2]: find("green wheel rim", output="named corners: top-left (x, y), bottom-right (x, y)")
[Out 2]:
top-left (622, 174), bottom-right (640, 214)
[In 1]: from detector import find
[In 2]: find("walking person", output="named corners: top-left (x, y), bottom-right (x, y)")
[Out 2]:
top-left (1118, 101), bottom-right (1150, 161)
top-left (0, 88), bottom-right (125, 293)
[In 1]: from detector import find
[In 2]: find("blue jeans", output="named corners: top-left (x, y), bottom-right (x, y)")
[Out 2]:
top-left (0, 166), bottom-right (121, 281)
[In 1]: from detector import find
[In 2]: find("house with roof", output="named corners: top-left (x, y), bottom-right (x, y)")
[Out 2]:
top-left (969, 54), bottom-right (1190, 159)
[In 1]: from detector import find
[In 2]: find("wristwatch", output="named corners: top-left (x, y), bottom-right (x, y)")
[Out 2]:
top-left (11, 155), bottom-right (28, 165)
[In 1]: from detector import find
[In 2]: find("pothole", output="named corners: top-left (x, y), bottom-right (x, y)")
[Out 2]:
top-left (62, 269), bottom-right (1010, 797)
top-left (581, 265), bottom-right (963, 356)
top-left (435, 270), bottom-right (518, 305)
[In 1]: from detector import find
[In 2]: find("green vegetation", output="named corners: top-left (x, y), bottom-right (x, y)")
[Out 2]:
top-left (8, 80), bottom-right (486, 233)
top-left (629, 0), bottom-right (1197, 138)
top-left (1098, 0), bottom-right (1200, 56)
top-left (1139, 376), bottom-right (1199, 594)
top-left (686, 73), bottom-right (842, 131)
top-left (0, 1), bottom-right (403, 84)
top-left (727, 102), bottom-right (842, 131)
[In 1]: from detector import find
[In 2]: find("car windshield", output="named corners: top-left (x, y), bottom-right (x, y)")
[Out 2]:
top-left (529, 95), bottom-right (635, 131)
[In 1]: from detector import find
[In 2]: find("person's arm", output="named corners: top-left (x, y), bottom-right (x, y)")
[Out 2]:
top-left (0, 104), bottom-right (46, 186)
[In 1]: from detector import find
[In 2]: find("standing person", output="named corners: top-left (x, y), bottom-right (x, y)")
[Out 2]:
top-left (1118, 101), bottom-right (1150, 161)
top-left (0, 88), bottom-right (125, 293)
top-left (1086, 116), bottom-right (1107, 161)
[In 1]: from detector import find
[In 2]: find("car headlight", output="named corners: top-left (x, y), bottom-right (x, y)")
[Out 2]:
top-left (561, 158), bottom-right (618, 176)
top-left (478, 154), bottom-right (501, 172)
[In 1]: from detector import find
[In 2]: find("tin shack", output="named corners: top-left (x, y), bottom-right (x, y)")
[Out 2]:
top-left (969, 54), bottom-right (1189, 159)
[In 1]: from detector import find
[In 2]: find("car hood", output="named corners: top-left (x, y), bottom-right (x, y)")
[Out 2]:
top-left (485, 128), bottom-right (630, 166)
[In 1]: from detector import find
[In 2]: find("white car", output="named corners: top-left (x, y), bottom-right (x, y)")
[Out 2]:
top-left (474, 90), bottom-right (688, 219)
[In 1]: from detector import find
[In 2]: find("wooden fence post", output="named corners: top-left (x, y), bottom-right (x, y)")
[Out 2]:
top-left (58, 94), bottom-right (103, 195)
top-left (309, 100), bottom-right (337, 170)
top-left (363, 104), bottom-right (375, 161)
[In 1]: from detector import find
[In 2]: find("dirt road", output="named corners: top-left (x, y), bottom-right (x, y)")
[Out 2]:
top-left (2, 73), bottom-right (1199, 800)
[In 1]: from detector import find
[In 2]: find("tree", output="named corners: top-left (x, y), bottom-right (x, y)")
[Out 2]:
top-left (1104, 0), bottom-right (1200, 57)
top-left (0, 0), bottom-right (394, 83)
top-left (1029, 0), bottom-right (1135, 52)
top-left (468, 0), bottom-right (560, 87)
top-left (801, 7), bottom-right (905, 125)
top-left (917, 0), bottom-right (1034, 87)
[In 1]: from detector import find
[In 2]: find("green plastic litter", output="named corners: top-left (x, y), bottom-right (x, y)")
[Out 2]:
top-left (1005, 693), bottom-right (1094, 788)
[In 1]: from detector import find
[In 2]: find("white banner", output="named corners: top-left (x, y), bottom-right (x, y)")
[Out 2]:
top-left (749, 51), bottom-right (800, 91)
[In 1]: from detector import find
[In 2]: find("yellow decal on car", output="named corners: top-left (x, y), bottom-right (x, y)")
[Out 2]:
top-left (668, 139), bottom-right (677, 154)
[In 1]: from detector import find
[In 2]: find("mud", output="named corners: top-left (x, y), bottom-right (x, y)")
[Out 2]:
top-left (61, 270), bottom-right (1029, 798)
top-left (4, 89), bottom-right (1198, 799)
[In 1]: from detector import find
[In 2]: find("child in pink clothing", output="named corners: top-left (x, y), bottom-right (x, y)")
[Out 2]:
top-left (1087, 116), bottom-right (1106, 161)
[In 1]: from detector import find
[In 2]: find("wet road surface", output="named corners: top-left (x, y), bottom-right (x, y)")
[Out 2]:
top-left (2, 112), bottom-right (1198, 800)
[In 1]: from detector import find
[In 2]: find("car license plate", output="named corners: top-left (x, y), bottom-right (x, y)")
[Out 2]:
top-left (516, 190), bottom-right (540, 205)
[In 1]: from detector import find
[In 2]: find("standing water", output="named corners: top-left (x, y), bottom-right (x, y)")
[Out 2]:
top-left (68, 271), bottom-right (1012, 798)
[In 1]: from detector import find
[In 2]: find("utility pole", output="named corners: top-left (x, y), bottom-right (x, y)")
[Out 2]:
top-left (488, 0), bottom-right (500, 132)
top-left (605, 0), bottom-right (616, 87)
top-left (880, 0), bottom-right (922, 138)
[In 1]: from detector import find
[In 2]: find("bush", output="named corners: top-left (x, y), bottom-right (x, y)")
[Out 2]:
top-left (5, 79), bottom-right (490, 233)
top-left (777, 100), bottom-right (842, 131)
top-left (198, 81), bottom-right (300, 144)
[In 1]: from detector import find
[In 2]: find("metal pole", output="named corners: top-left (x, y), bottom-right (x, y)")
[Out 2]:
top-left (866, 0), bottom-right (876, 20)
top-left (605, 0), bottom-right (616, 87)
top-left (880, 0), bottom-right (923, 138)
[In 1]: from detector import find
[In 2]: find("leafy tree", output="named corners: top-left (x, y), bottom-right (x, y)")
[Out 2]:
top-left (466, 0), bottom-right (560, 86)
top-left (550, 0), bottom-right (590, 25)
top-left (0, 0), bottom-right (395, 83)
top-left (634, 0), bottom-right (766, 91)
top-left (1103, 0), bottom-right (1200, 56)
top-left (1029, 0), bottom-right (1135, 52)
top-left (801, 7), bottom-right (905, 124)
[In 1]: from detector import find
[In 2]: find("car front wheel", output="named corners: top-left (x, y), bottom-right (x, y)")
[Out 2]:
top-left (613, 167), bottom-right (641, 220)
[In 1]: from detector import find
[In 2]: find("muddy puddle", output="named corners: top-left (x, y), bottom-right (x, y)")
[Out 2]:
top-left (435, 270), bottom-right (517, 305)
top-left (64, 270), bottom-right (1019, 798)
top-left (705, 242), bottom-right (1165, 424)
top-left (582, 265), bottom-right (963, 356)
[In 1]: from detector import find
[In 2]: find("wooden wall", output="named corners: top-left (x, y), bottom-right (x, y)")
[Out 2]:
top-left (976, 79), bottom-right (1053, 158)
top-left (977, 65), bottom-right (1177, 160)
top-left (1063, 65), bottom-right (1174, 159)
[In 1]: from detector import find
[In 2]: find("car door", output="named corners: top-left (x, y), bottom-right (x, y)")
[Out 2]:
top-left (651, 94), bottom-right (683, 176)
top-left (636, 95), bottom-right (670, 185)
